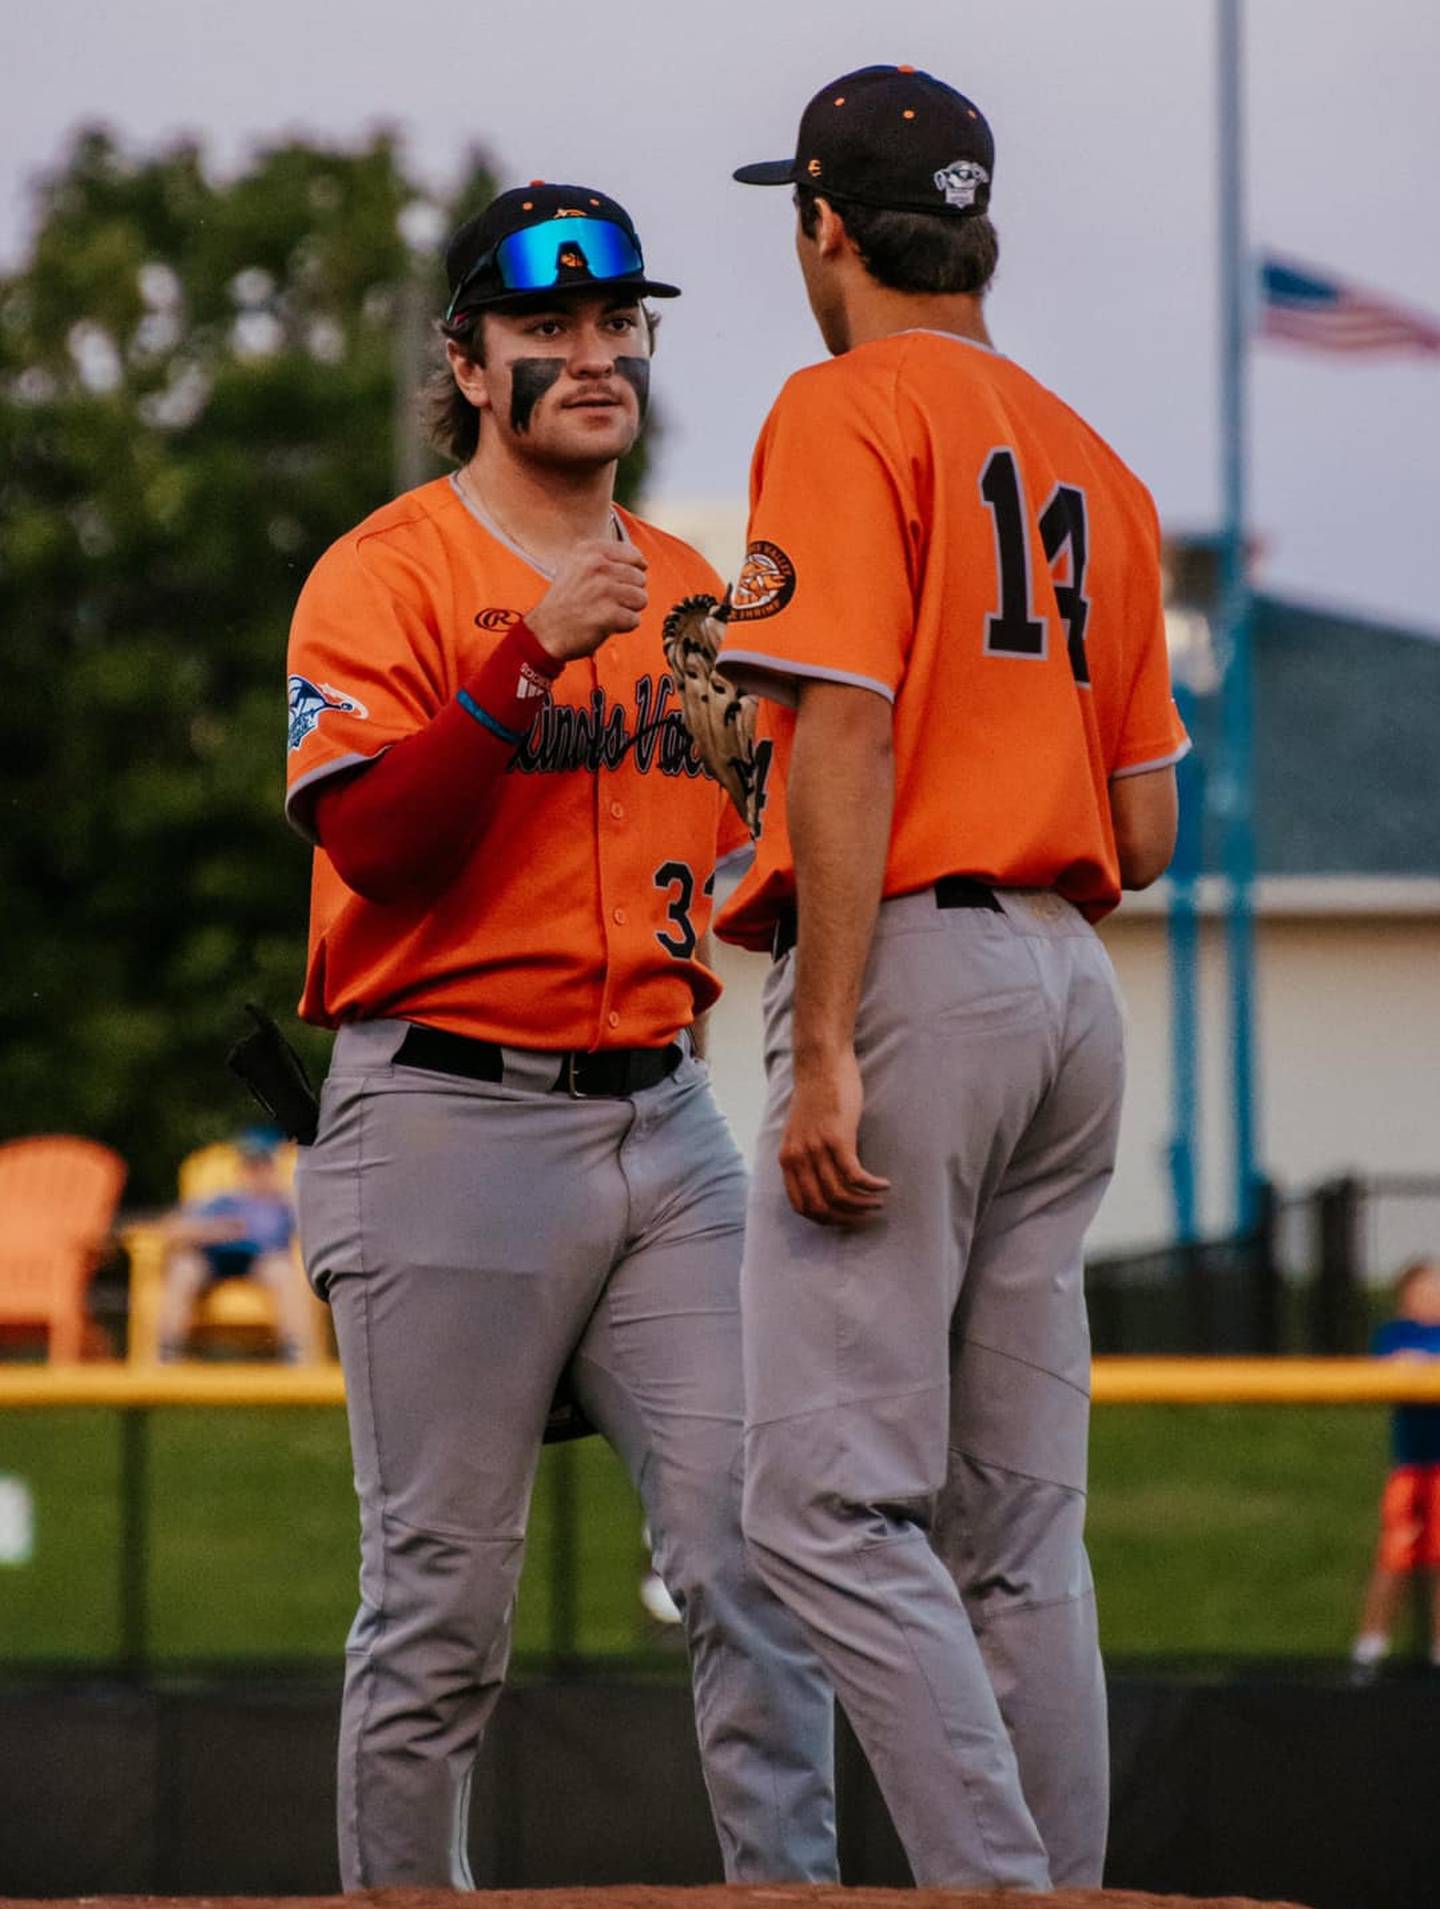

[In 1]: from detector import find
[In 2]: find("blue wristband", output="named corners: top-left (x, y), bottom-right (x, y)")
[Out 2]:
top-left (457, 688), bottom-right (526, 746)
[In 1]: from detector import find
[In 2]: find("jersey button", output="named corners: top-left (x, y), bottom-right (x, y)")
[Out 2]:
top-left (613, 907), bottom-right (626, 925)
top-left (607, 1011), bottom-right (620, 1029)
top-left (610, 801), bottom-right (624, 820)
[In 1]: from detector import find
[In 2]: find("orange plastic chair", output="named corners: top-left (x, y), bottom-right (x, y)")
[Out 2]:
top-left (0, 1136), bottom-right (127, 1361)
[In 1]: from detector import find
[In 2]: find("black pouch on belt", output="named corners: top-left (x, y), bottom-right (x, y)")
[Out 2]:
top-left (226, 1003), bottom-right (321, 1145)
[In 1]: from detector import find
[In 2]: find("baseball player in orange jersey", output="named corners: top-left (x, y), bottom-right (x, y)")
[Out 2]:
top-left (714, 68), bottom-right (1188, 1890)
top-left (286, 184), bottom-right (834, 1888)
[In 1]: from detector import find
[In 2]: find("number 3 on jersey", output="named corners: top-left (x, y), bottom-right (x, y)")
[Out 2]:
top-left (653, 861), bottom-right (715, 960)
top-left (979, 448), bottom-right (1091, 686)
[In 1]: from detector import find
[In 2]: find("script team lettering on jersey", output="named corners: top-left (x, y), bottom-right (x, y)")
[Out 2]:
top-left (515, 674), bottom-right (704, 778)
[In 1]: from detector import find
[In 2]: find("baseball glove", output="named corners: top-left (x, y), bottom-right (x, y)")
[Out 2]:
top-left (662, 592), bottom-right (763, 837)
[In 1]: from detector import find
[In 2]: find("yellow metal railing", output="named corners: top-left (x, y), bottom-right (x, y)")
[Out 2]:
top-left (4, 1357), bottom-right (1440, 1410)
top-left (0, 1363), bottom-right (346, 1408)
top-left (5, 1356), bottom-right (1437, 1670)
top-left (1091, 1358), bottom-right (1440, 1405)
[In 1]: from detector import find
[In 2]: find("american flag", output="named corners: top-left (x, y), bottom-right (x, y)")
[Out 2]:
top-left (1258, 256), bottom-right (1440, 355)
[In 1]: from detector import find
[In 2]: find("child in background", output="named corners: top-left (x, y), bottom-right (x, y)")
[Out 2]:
top-left (157, 1127), bottom-right (307, 1362)
top-left (1351, 1259), bottom-right (1440, 1671)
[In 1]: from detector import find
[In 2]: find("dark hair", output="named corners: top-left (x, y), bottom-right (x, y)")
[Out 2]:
top-left (423, 309), bottom-right (488, 463)
top-left (422, 301), bottom-right (661, 464)
top-left (794, 184), bottom-right (999, 298)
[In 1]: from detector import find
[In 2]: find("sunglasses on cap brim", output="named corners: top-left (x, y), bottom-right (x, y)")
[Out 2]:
top-left (445, 216), bottom-right (647, 322)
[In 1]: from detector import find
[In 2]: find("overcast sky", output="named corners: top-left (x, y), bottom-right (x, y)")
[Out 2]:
top-left (5, 0), bottom-right (1438, 634)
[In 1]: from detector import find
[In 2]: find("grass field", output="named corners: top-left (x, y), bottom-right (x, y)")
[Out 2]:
top-left (0, 1402), bottom-right (1403, 1667)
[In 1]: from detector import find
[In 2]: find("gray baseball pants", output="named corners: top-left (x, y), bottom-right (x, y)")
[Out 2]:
top-left (740, 887), bottom-right (1125, 1892)
top-left (296, 1020), bottom-right (836, 1889)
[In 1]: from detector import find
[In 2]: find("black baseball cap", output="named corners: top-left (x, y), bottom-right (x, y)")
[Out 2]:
top-left (735, 64), bottom-right (994, 218)
top-left (444, 183), bottom-right (681, 322)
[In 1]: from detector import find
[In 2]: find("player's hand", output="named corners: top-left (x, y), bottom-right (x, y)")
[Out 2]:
top-left (527, 539), bottom-right (648, 661)
top-left (778, 1047), bottom-right (890, 1227)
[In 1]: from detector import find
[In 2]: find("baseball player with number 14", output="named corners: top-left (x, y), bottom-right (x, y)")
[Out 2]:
top-left (286, 183), bottom-right (834, 1888)
top-left (703, 65), bottom-right (1189, 1893)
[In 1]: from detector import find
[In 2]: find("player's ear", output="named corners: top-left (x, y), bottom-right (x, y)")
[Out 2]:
top-left (812, 197), bottom-right (852, 262)
top-left (446, 335), bottom-right (493, 415)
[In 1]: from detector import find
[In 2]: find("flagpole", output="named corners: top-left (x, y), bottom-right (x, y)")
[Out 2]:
top-left (1166, 682), bottom-right (1204, 1245)
top-left (1218, 0), bottom-right (1262, 1232)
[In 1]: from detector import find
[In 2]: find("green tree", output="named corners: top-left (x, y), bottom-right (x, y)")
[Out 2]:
top-left (0, 128), bottom-right (649, 1200)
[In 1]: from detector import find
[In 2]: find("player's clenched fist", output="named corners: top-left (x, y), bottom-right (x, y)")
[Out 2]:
top-left (527, 539), bottom-right (648, 661)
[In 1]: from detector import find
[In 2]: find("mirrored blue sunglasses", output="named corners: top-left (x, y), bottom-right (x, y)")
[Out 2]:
top-left (446, 217), bottom-right (645, 321)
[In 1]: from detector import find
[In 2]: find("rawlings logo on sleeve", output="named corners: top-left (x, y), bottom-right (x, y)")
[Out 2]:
top-left (727, 540), bottom-right (797, 623)
top-left (287, 675), bottom-right (370, 751)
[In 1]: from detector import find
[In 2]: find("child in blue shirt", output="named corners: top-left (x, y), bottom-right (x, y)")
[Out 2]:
top-left (157, 1128), bottom-right (307, 1361)
top-left (1351, 1259), bottom-right (1440, 1669)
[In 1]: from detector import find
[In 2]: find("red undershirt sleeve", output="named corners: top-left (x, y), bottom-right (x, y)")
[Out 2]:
top-left (312, 619), bottom-right (562, 907)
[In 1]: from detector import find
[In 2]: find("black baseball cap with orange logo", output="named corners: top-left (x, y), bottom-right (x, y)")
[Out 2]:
top-left (444, 183), bottom-right (681, 322)
top-left (734, 64), bottom-right (995, 219)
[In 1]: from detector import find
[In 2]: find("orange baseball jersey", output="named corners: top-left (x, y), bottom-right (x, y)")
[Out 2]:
top-left (715, 331), bottom-right (1189, 949)
top-left (286, 476), bottom-right (747, 1045)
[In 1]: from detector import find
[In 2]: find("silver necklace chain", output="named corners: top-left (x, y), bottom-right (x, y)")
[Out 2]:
top-left (454, 466), bottom-right (620, 577)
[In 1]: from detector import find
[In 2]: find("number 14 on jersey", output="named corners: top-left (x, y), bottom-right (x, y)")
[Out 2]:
top-left (979, 448), bottom-right (1091, 686)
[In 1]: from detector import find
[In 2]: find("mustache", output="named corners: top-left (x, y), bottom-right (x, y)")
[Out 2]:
top-left (506, 355), bottom-right (651, 430)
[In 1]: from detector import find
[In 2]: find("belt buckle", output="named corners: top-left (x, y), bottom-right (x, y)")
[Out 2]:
top-left (563, 1052), bottom-right (591, 1100)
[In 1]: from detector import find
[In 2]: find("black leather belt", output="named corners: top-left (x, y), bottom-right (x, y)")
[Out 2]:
top-left (770, 875), bottom-right (1002, 961)
top-left (394, 1024), bottom-right (684, 1098)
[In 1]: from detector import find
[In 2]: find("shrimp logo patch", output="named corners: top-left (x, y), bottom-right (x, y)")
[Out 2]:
top-left (287, 675), bottom-right (369, 751)
top-left (934, 159), bottom-right (989, 210)
top-left (728, 540), bottom-right (796, 622)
